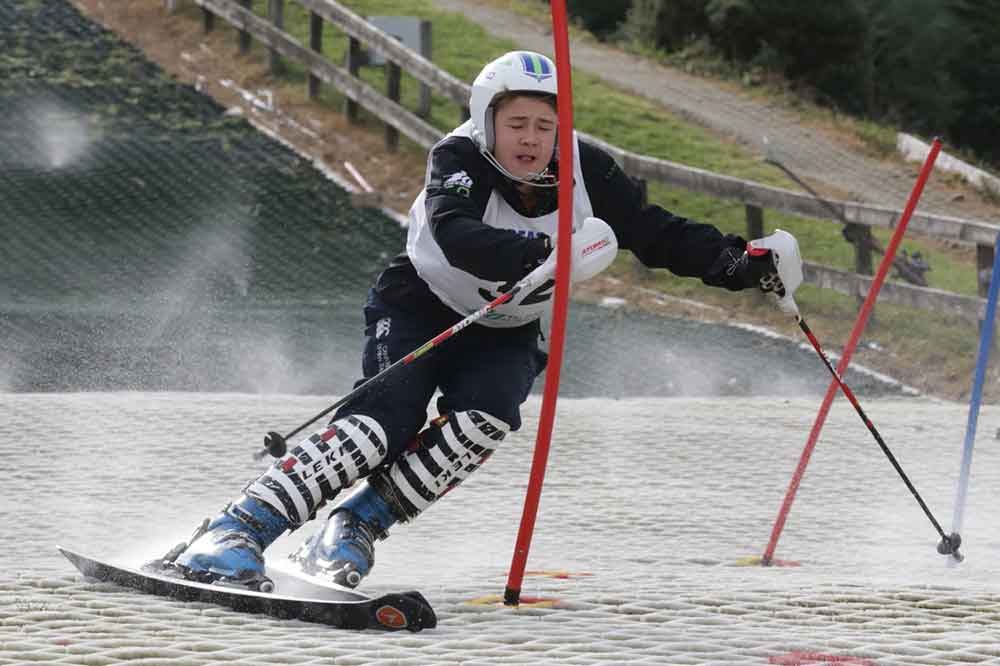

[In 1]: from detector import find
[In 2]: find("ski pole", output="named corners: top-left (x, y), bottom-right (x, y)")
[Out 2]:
top-left (761, 138), bottom-right (946, 565)
top-left (794, 315), bottom-right (963, 561)
top-left (252, 263), bottom-right (556, 461)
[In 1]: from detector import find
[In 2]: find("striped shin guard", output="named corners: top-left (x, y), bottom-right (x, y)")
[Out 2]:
top-left (370, 410), bottom-right (508, 521)
top-left (246, 415), bottom-right (388, 526)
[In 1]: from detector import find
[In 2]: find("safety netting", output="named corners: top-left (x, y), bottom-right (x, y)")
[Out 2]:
top-left (0, 0), bottom-right (906, 399)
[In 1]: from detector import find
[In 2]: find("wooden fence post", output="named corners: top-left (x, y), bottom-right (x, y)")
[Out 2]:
top-left (633, 179), bottom-right (652, 280)
top-left (385, 62), bottom-right (401, 150)
top-left (745, 204), bottom-right (765, 302)
top-left (848, 223), bottom-right (874, 276)
top-left (268, 0), bottom-right (284, 75)
top-left (417, 19), bottom-right (432, 118)
top-left (238, 0), bottom-right (252, 54)
top-left (745, 204), bottom-right (764, 241)
top-left (977, 242), bottom-right (994, 298)
top-left (846, 222), bottom-right (874, 310)
top-left (345, 37), bottom-right (361, 123)
top-left (978, 242), bottom-right (995, 335)
top-left (308, 12), bottom-right (323, 100)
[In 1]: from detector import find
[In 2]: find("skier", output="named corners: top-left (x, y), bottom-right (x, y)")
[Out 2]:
top-left (172, 51), bottom-right (801, 590)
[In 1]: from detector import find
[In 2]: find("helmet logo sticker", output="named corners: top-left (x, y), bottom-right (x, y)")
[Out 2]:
top-left (520, 53), bottom-right (553, 82)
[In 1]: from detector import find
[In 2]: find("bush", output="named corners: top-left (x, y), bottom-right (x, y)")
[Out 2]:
top-left (946, 0), bottom-right (1000, 164)
top-left (622, 0), bottom-right (711, 52)
top-left (612, 0), bottom-right (999, 167)
top-left (566, 0), bottom-right (632, 39)
top-left (706, 0), bottom-right (866, 81)
top-left (870, 0), bottom-right (963, 131)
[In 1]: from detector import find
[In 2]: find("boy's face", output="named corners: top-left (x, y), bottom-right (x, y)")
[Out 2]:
top-left (492, 95), bottom-right (557, 181)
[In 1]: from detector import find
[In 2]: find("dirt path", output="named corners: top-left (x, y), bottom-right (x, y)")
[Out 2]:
top-left (431, 0), bottom-right (996, 221)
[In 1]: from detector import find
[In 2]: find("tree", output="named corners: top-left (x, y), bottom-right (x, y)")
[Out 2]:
top-left (566, 0), bottom-right (632, 39)
top-left (622, 0), bottom-right (711, 52)
top-left (947, 0), bottom-right (1000, 163)
top-left (859, 0), bottom-right (963, 132)
top-left (705, 1), bottom-right (868, 111)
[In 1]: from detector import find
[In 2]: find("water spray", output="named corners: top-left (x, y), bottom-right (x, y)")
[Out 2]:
top-left (36, 105), bottom-right (95, 170)
top-left (254, 216), bottom-right (618, 461)
top-left (253, 264), bottom-right (556, 460)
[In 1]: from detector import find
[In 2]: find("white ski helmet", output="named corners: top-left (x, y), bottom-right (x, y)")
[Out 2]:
top-left (469, 50), bottom-right (558, 156)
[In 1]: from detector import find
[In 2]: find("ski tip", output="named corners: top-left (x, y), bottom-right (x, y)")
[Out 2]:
top-left (372, 591), bottom-right (437, 631)
top-left (56, 545), bottom-right (101, 579)
top-left (56, 545), bottom-right (79, 563)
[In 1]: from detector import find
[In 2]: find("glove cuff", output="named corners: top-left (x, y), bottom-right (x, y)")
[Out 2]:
top-left (521, 235), bottom-right (552, 273)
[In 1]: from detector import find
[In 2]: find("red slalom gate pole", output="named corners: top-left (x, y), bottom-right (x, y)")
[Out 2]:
top-left (504, 0), bottom-right (574, 606)
top-left (761, 138), bottom-right (942, 566)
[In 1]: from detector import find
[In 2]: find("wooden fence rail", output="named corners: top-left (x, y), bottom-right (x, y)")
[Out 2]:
top-left (197, 0), bottom-right (441, 147)
top-left (190, 0), bottom-right (1000, 322)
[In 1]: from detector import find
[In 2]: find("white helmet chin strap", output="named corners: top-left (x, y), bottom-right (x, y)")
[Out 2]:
top-left (480, 148), bottom-right (558, 188)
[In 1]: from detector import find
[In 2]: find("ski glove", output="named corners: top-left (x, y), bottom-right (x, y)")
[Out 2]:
top-left (703, 240), bottom-right (782, 293)
top-left (521, 234), bottom-right (553, 276)
top-left (535, 216), bottom-right (619, 285)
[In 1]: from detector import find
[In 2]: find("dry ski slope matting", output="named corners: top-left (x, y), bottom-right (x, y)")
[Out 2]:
top-left (4, 393), bottom-right (1000, 664)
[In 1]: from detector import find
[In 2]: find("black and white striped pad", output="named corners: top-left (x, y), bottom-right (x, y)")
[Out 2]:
top-left (246, 415), bottom-right (388, 526)
top-left (381, 410), bottom-right (508, 520)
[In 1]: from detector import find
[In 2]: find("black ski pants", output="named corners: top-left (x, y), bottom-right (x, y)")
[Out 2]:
top-left (332, 289), bottom-right (547, 461)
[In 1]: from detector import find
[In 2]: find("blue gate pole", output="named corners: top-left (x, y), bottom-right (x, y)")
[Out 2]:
top-left (949, 230), bottom-right (1000, 562)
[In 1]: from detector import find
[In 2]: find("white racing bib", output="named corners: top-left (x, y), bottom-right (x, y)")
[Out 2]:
top-left (407, 122), bottom-right (598, 328)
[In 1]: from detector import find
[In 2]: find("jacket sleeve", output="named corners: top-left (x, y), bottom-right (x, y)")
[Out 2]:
top-left (580, 140), bottom-right (745, 280)
top-left (425, 137), bottom-right (550, 282)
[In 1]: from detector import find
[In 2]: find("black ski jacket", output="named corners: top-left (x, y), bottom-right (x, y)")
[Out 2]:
top-left (372, 135), bottom-right (745, 325)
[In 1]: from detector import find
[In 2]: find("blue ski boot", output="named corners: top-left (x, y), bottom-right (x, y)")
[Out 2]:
top-left (172, 494), bottom-right (290, 591)
top-left (291, 483), bottom-right (397, 588)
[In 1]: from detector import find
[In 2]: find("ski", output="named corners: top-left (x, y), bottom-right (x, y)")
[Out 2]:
top-left (58, 546), bottom-right (436, 631)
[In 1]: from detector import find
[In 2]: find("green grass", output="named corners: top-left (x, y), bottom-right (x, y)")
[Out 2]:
top-left (851, 118), bottom-right (899, 159)
top-left (211, 0), bottom-right (981, 303)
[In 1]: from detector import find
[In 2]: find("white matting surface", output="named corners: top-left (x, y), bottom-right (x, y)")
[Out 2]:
top-left (3, 393), bottom-right (999, 664)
